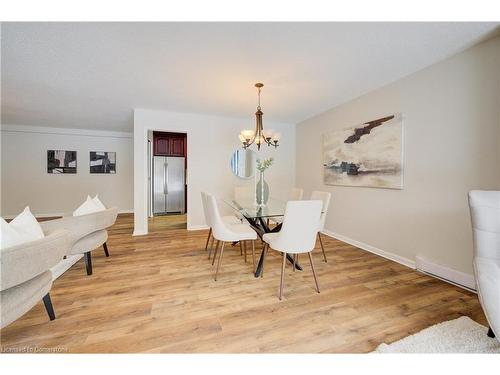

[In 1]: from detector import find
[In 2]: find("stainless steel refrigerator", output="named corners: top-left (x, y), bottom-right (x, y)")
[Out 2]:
top-left (153, 156), bottom-right (185, 215)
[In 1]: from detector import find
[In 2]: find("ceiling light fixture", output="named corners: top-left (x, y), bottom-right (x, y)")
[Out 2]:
top-left (239, 83), bottom-right (280, 150)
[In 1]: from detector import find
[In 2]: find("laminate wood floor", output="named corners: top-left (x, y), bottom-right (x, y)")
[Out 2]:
top-left (0, 214), bottom-right (486, 353)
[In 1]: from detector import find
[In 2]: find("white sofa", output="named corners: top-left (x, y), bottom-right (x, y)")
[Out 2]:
top-left (0, 229), bottom-right (70, 328)
top-left (468, 190), bottom-right (500, 341)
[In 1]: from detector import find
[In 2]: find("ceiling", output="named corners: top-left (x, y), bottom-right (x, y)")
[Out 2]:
top-left (1, 22), bottom-right (498, 132)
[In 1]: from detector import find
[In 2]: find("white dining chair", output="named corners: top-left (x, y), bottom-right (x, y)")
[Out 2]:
top-left (262, 200), bottom-right (323, 300)
top-left (206, 194), bottom-right (257, 280)
top-left (201, 192), bottom-right (241, 256)
top-left (310, 190), bottom-right (332, 263)
top-left (269, 188), bottom-right (304, 226)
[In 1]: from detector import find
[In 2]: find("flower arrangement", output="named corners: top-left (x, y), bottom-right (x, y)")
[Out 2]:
top-left (256, 157), bottom-right (274, 172)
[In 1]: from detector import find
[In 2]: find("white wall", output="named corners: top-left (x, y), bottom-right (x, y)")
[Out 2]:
top-left (1, 125), bottom-right (134, 217)
top-left (134, 109), bottom-right (296, 234)
top-left (296, 36), bottom-right (500, 277)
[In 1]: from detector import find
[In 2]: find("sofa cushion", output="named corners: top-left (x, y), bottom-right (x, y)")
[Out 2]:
top-left (9, 206), bottom-right (45, 240)
top-left (1, 218), bottom-right (25, 249)
top-left (92, 194), bottom-right (106, 210)
top-left (73, 196), bottom-right (105, 216)
top-left (1, 207), bottom-right (44, 249)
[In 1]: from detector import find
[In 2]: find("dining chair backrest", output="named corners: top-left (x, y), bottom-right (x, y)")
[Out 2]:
top-left (310, 190), bottom-right (331, 231)
top-left (205, 193), bottom-right (228, 239)
top-left (200, 191), bottom-right (212, 227)
top-left (270, 200), bottom-right (323, 254)
top-left (234, 185), bottom-right (254, 202)
top-left (289, 188), bottom-right (304, 201)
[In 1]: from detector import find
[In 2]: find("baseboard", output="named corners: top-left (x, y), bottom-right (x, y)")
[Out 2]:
top-left (416, 256), bottom-right (476, 292)
top-left (133, 229), bottom-right (148, 236)
top-left (187, 224), bottom-right (209, 231)
top-left (321, 230), bottom-right (476, 292)
top-left (321, 229), bottom-right (416, 269)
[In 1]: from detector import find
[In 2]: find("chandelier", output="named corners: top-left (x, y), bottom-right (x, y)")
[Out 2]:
top-left (238, 83), bottom-right (280, 150)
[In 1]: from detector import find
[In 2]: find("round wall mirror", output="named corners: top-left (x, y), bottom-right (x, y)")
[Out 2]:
top-left (230, 149), bottom-right (256, 179)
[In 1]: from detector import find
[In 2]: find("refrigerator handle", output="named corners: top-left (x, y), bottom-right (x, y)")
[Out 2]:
top-left (164, 162), bottom-right (169, 194)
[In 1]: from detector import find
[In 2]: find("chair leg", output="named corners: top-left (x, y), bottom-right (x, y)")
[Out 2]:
top-left (84, 251), bottom-right (93, 275)
top-left (308, 252), bottom-right (320, 293)
top-left (251, 240), bottom-right (256, 272)
top-left (293, 254), bottom-right (296, 272)
top-left (243, 241), bottom-right (247, 263)
top-left (208, 237), bottom-right (216, 260)
top-left (103, 242), bottom-right (110, 257)
top-left (42, 293), bottom-right (56, 321)
top-left (261, 243), bottom-right (269, 278)
top-left (211, 241), bottom-right (220, 265)
top-left (487, 327), bottom-right (496, 338)
top-left (239, 241), bottom-right (245, 261)
top-left (214, 242), bottom-right (225, 281)
top-left (318, 232), bottom-right (327, 263)
top-left (279, 252), bottom-right (287, 300)
top-left (205, 228), bottom-right (212, 251)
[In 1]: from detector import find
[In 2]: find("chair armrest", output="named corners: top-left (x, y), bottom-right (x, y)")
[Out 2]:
top-left (0, 229), bottom-right (70, 291)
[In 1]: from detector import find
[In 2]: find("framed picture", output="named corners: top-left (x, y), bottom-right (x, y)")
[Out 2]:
top-left (90, 151), bottom-right (116, 174)
top-left (47, 150), bottom-right (77, 174)
top-left (323, 113), bottom-right (403, 189)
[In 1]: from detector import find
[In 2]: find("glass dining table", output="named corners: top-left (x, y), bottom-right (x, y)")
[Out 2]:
top-left (222, 197), bottom-right (303, 277)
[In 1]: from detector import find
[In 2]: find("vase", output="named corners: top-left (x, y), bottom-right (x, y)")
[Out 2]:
top-left (256, 171), bottom-right (269, 206)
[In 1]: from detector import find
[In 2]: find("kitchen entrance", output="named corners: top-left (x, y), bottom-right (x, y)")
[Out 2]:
top-left (147, 131), bottom-right (187, 230)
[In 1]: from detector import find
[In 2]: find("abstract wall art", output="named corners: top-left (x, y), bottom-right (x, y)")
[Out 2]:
top-left (47, 150), bottom-right (77, 174)
top-left (323, 114), bottom-right (403, 189)
top-left (90, 151), bottom-right (116, 174)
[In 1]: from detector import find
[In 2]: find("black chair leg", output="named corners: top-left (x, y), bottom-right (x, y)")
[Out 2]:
top-left (487, 327), bottom-right (496, 338)
top-left (42, 293), bottom-right (56, 321)
top-left (103, 242), bottom-right (110, 257)
top-left (84, 251), bottom-right (93, 275)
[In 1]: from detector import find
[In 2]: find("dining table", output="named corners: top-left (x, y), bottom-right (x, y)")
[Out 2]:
top-left (223, 197), bottom-right (305, 278)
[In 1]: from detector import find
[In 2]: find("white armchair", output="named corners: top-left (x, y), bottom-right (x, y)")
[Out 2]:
top-left (1, 229), bottom-right (70, 328)
top-left (468, 190), bottom-right (500, 341)
top-left (40, 207), bottom-right (118, 275)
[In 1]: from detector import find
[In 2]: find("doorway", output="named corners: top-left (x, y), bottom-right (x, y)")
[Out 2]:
top-left (148, 131), bottom-right (187, 230)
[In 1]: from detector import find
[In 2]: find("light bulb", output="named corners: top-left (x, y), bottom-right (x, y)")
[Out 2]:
top-left (241, 129), bottom-right (255, 140)
top-left (263, 129), bottom-right (274, 139)
top-left (272, 133), bottom-right (281, 141)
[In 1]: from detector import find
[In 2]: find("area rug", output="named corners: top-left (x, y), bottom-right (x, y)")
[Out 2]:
top-left (374, 316), bottom-right (500, 353)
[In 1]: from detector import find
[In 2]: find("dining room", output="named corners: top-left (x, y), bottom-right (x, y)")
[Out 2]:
top-left (1, 19), bottom-right (499, 362)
